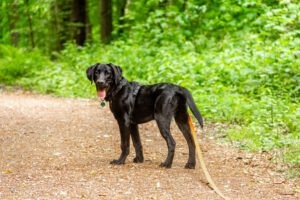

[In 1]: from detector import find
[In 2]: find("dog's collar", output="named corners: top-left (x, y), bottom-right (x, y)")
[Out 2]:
top-left (105, 78), bottom-right (127, 101)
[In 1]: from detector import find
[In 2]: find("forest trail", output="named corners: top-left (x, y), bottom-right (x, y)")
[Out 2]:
top-left (0, 91), bottom-right (299, 199)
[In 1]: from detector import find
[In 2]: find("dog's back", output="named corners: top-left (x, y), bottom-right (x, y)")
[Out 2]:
top-left (131, 83), bottom-right (203, 127)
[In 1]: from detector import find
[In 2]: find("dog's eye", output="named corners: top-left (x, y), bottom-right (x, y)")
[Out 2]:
top-left (104, 70), bottom-right (110, 75)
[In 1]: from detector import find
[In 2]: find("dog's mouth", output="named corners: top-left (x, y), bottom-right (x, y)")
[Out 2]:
top-left (97, 86), bottom-right (107, 101)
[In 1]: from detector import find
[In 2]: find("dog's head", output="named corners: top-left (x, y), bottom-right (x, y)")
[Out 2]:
top-left (86, 63), bottom-right (123, 100)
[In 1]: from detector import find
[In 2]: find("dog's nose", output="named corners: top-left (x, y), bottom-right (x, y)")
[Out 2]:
top-left (97, 80), bottom-right (105, 85)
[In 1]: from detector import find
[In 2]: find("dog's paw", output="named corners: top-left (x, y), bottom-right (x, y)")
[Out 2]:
top-left (110, 159), bottom-right (125, 165)
top-left (159, 162), bottom-right (172, 168)
top-left (133, 156), bottom-right (144, 163)
top-left (184, 162), bottom-right (196, 169)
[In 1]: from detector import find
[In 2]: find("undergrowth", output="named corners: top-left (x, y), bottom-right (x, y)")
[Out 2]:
top-left (1, 34), bottom-right (299, 171)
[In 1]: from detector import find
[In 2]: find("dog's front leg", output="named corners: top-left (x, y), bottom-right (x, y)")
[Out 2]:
top-left (130, 124), bottom-right (144, 163)
top-left (110, 121), bottom-right (130, 165)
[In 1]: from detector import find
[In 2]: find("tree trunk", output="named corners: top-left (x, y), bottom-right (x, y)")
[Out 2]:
top-left (117, 0), bottom-right (127, 35)
top-left (52, 0), bottom-right (72, 51)
top-left (25, 0), bottom-right (35, 48)
top-left (7, 2), bottom-right (19, 46)
top-left (85, 8), bottom-right (92, 43)
top-left (182, 0), bottom-right (187, 11)
top-left (159, 0), bottom-right (169, 8)
top-left (100, 0), bottom-right (113, 44)
top-left (71, 0), bottom-right (87, 46)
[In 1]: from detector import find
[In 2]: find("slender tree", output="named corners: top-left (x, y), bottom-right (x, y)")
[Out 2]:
top-left (100, 0), bottom-right (113, 44)
top-left (159, 0), bottom-right (169, 8)
top-left (51, 0), bottom-right (72, 51)
top-left (117, 0), bottom-right (127, 35)
top-left (7, 2), bottom-right (19, 46)
top-left (25, 0), bottom-right (35, 48)
top-left (71, 0), bottom-right (87, 46)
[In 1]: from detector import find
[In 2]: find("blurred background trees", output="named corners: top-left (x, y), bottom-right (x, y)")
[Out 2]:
top-left (1, 0), bottom-right (298, 53)
top-left (1, 0), bottom-right (125, 48)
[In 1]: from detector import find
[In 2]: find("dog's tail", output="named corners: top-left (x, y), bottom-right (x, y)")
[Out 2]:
top-left (180, 87), bottom-right (204, 128)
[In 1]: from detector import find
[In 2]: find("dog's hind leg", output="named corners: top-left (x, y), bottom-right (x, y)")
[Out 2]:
top-left (154, 94), bottom-right (176, 168)
top-left (175, 105), bottom-right (196, 169)
top-left (130, 124), bottom-right (144, 163)
top-left (155, 116), bottom-right (175, 168)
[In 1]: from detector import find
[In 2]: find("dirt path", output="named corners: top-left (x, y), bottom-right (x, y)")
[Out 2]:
top-left (0, 91), bottom-right (299, 200)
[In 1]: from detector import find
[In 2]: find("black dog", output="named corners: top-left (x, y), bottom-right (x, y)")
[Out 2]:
top-left (86, 63), bottom-right (204, 168)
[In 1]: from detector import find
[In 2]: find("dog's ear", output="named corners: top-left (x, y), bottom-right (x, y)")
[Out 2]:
top-left (108, 63), bottom-right (123, 85)
top-left (86, 64), bottom-right (97, 84)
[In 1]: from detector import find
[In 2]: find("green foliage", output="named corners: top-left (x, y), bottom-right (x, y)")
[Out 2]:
top-left (0, 0), bottom-right (54, 50)
top-left (0, 45), bottom-right (50, 84)
top-left (0, 0), bottom-right (299, 174)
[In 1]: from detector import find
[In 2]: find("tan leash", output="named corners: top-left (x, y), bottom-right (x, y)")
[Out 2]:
top-left (188, 114), bottom-right (230, 200)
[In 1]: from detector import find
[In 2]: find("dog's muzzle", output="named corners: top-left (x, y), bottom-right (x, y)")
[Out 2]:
top-left (96, 83), bottom-right (108, 101)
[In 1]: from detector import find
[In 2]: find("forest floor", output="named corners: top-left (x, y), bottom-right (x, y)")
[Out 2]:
top-left (0, 90), bottom-right (299, 200)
